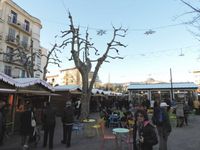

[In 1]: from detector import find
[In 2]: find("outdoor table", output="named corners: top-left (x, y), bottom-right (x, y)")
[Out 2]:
top-left (113, 128), bottom-right (129, 134)
top-left (112, 128), bottom-right (129, 149)
top-left (82, 119), bottom-right (96, 137)
top-left (83, 119), bottom-right (96, 123)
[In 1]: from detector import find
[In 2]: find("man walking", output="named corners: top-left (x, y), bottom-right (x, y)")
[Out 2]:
top-left (42, 102), bottom-right (56, 149)
top-left (62, 101), bottom-right (74, 148)
top-left (155, 102), bottom-right (172, 150)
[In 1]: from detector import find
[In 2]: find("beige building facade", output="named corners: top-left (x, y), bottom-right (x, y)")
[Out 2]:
top-left (46, 67), bottom-right (101, 87)
top-left (0, 0), bottom-right (45, 79)
top-left (47, 67), bottom-right (82, 86)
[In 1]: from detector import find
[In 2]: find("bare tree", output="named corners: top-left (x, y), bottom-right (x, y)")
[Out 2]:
top-left (0, 38), bottom-right (40, 77)
top-left (59, 12), bottom-right (127, 118)
top-left (42, 43), bottom-right (62, 80)
top-left (180, 0), bottom-right (200, 39)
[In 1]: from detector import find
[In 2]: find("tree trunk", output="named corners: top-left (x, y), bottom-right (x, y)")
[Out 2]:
top-left (80, 72), bottom-right (92, 119)
top-left (81, 91), bottom-right (91, 119)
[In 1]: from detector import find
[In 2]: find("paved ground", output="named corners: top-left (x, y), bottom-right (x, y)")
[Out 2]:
top-left (1, 113), bottom-right (200, 150)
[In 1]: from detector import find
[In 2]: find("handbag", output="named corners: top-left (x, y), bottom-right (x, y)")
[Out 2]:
top-left (31, 112), bottom-right (36, 127)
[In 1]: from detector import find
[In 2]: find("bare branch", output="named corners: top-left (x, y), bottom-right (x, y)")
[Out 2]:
top-left (107, 55), bottom-right (124, 59)
top-left (180, 0), bottom-right (200, 13)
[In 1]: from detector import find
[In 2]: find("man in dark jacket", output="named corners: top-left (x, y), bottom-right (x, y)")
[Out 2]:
top-left (42, 102), bottom-right (56, 149)
top-left (61, 101), bottom-right (74, 148)
top-left (20, 101), bottom-right (33, 149)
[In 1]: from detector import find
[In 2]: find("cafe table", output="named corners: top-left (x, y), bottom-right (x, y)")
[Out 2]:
top-left (112, 128), bottom-right (130, 149)
top-left (82, 119), bottom-right (96, 137)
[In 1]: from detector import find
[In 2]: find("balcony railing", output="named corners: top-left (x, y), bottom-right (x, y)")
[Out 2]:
top-left (6, 35), bottom-right (17, 45)
top-left (8, 16), bottom-right (32, 35)
top-left (6, 35), bottom-right (30, 50)
top-left (21, 41), bottom-right (28, 49)
top-left (3, 54), bottom-right (13, 63)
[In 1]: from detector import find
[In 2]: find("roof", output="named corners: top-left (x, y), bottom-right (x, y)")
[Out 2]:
top-left (91, 89), bottom-right (122, 96)
top-left (46, 74), bottom-right (59, 78)
top-left (54, 85), bottom-right (82, 92)
top-left (128, 82), bottom-right (198, 90)
top-left (14, 78), bottom-right (53, 91)
top-left (92, 89), bottom-right (104, 94)
top-left (0, 72), bottom-right (53, 91)
top-left (60, 67), bottom-right (77, 72)
top-left (0, 72), bottom-right (16, 86)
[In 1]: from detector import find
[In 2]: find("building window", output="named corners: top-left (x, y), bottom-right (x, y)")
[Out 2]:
top-left (24, 20), bottom-right (30, 32)
top-left (35, 73), bottom-right (40, 78)
top-left (8, 28), bottom-right (15, 42)
top-left (11, 10), bottom-right (17, 24)
top-left (21, 35), bottom-right (28, 48)
top-left (4, 46), bottom-right (13, 62)
top-left (36, 55), bottom-right (41, 66)
top-left (20, 70), bottom-right (26, 78)
top-left (4, 66), bottom-right (12, 76)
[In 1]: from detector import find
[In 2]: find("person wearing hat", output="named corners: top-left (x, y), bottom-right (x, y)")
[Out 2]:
top-left (156, 102), bottom-right (172, 150)
top-left (61, 101), bottom-right (74, 148)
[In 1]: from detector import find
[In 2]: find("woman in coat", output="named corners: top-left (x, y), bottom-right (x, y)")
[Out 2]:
top-left (20, 101), bottom-right (34, 149)
top-left (133, 109), bottom-right (158, 150)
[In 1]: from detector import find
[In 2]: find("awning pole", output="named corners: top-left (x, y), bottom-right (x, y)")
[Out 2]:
top-left (48, 95), bottom-right (51, 102)
top-left (11, 93), bottom-right (17, 134)
top-left (170, 68), bottom-right (174, 101)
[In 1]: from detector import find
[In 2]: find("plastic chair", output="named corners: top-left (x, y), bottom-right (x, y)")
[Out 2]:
top-left (99, 121), bottom-right (117, 150)
top-left (72, 122), bottom-right (84, 135)
top-left (108, 115), bottom-right (120, 128)
top-left (92, 118), bottom-right (105, 136)
top-left (91, 124), bottom-right (101, 136)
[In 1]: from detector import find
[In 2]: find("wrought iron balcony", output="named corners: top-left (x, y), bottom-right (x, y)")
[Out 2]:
top-left (8, 16), bottom-right (32, 35)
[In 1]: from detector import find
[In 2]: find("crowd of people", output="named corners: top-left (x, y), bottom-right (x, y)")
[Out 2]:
top-left (11, 99), bottom-right (80, 150)
top-left (98, 96), bottom-right (196, 150)
top-left (0, 95), bottom-right (198, 150)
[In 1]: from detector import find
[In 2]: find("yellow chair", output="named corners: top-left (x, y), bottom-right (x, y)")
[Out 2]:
top-left (91, 118), bottom-right (104, 136)
top-left (127, 119), bottom-right (134, 127)
top-left (91, 124), bottom-right (101, 136)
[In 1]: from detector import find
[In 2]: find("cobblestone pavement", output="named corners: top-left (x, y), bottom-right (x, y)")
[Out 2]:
top-left (1, 113), bottom-right (200, 150)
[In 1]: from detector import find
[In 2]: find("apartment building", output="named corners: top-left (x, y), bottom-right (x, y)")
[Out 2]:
top-left (192, 70), bottom-right (200, 85)
top-left (47, 67), bottom-right (82, 86)
top-left (46, 67), bottom-right (101, 87)
top-left (0, 0), bottom-right (45, 78)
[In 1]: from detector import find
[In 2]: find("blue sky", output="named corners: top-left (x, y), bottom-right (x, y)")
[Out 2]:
top-left (13, 0), bottom-right (200, 83)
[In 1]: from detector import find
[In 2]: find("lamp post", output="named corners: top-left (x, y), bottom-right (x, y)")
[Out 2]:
top-left (170, 68), bottom-right (174, 101)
